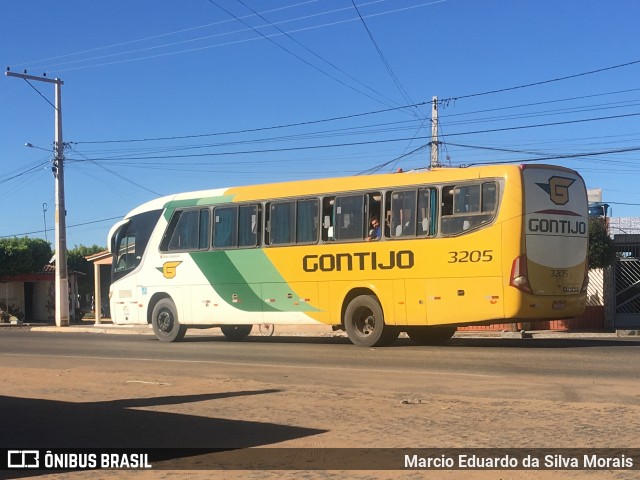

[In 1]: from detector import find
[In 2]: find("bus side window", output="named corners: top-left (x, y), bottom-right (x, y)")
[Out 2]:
top-left (418, 188), bottom-right (435, 236)
top-left (162, 209), bottom-right (202, 251)
top-left (297, 198), bottom-right (319, 244)
top-left (390, 190), bottom-right (417, 238)
top-left (269, 201), bottom-right (295, 245)
top-left (334, 194), bottom-right (365, 241)
top-left (213, 206), bottom-right (238, 248)
top-left (322, 197), bottom-right (335, 241)
top-left (238, 204), bottom-right (260, 248)
top-left (198, 209), bottom-right (210, 249)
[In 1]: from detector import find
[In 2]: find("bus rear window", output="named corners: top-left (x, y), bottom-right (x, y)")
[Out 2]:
top-left (441, 181), bottom-right (498, 235)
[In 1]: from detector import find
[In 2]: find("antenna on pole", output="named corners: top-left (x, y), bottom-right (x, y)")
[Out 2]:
top-left (6, 70), bottom-right (70, 327)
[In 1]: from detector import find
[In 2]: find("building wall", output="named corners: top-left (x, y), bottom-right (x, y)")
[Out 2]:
top-left (1, 282), bottom-right (24, 313)
top-left (609, 217), bottom-right (640, 235)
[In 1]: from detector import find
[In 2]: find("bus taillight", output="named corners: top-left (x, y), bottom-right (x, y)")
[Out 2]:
top-left (510, 254), bottom-right (533, 294)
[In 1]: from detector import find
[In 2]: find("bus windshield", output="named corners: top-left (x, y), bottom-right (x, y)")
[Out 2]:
top-left (111, 209), bottom-right (162, 282)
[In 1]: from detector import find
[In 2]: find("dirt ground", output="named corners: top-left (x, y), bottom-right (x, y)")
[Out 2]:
top-left (1, 346), bottom-right (639, 480)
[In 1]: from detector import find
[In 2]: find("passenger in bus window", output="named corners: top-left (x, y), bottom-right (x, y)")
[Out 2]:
top-left (368, 216), bottom-right (381, 241)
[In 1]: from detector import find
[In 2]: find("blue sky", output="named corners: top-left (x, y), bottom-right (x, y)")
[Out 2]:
top-left (2, 0), bottom-right (639, 248)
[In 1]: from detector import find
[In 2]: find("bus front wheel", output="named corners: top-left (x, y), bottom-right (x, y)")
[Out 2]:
top-left (405, 326), bottom-right (456, 346)
top-left (344, 295), bottom-right (399, 347)
top-left (221, 325), bottom-right (253, 341)
top-left (151, 298), bottom-right (187, 342)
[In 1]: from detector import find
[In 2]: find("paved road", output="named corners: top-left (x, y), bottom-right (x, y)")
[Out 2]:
top-left (1, 330), bottom-right (640, 479)
top-left (2, 329), bottom-right (639, 403)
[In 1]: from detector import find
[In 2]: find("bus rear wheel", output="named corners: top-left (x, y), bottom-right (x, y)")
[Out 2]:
top-left (405, 326), bottom-right (456, 346)
top-left (151, 298), bottom-right (187, 342)
top-left (344, 295), bottom-right (399, 347)
top-left (221, 325), bottom-right (253, 341)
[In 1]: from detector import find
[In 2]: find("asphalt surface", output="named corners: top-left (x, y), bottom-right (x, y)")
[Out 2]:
top-left (0, 318), bottom-right (632, 340)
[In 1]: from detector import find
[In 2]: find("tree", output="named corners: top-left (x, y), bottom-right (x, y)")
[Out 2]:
top-left (588, 218), bottom-right (616, 269)
top-left (0, 237), bottom-right (52, 277)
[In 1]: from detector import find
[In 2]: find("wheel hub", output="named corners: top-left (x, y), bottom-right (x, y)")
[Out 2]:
top-left (356, 310), bottom-right (375, 336)
top-left (158, 311), bottom-right (172, 332)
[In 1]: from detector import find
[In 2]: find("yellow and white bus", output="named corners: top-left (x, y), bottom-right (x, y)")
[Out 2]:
top-left (108, 164), bottom-right (588, 347)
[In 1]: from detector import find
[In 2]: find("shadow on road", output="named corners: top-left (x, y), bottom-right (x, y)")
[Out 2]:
top-left (0, 389), bottom-right (326, 477)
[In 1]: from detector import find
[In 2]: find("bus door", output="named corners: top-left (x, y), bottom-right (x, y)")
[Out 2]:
top-left (110, 209), bottom-right (163, 325)
top-left (111, 239), bottom-right (145, 324)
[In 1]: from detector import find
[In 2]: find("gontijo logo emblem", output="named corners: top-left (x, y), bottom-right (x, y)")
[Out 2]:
top-left (160, 261), bottom-right (182, 279)
top-left (536, 176), bottom-right (575, 206)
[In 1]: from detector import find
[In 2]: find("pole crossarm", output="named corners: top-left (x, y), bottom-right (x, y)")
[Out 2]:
top-left (5, 70), bottom-right (64, 85)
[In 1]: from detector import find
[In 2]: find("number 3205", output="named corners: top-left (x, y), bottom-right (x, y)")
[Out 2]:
top-left (448, 250), bottom-right (494, 263)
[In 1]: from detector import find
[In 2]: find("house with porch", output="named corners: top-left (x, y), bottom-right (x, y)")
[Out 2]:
top-left (0, 265), bottom-right (82, 323)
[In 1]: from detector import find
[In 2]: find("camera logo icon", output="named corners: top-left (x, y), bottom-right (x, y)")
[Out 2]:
top-left (8, 450), bottom-right (40, 468)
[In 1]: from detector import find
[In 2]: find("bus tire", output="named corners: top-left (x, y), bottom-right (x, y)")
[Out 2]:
top-left (221, 325), bottom-right (253, 341)
top-left (344, 295), bottom-right (399, 347)
top-left (406, 326), bottom-right (456, 346)
top-left (151, 298), bottom-right (187, 342)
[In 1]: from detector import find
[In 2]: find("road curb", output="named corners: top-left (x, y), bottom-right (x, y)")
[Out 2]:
top-left (2, 323), bottom-right (622, 339)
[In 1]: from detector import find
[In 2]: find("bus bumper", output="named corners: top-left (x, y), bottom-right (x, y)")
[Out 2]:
top-left (505, 292), bottom-right (587, 320)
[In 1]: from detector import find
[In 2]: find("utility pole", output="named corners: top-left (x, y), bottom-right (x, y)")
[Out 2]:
top-left (6, 69), bottom-right (70, 327)
top-left (430, 96), bottom-right (439, 168)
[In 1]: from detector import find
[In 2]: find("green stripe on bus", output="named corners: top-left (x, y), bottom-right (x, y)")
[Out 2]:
top-left (190, 249), bottom-right (318, 313)
top-left (163, 195), bottom-right (236, 220)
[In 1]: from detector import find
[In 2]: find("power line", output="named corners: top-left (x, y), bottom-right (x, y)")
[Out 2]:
top-left (74, 83), bottom-right (640, 147)
top-left (0, 216), bottom-right (123, 239)
top-left (74, 118), bottom-right (425, 158)
top-left (70, 110), bottom-right (640, 162)
top-left (356, 143), bottom-right (428, 175)
top-left (206, 0), bottom-right (401, 109)
top-left (230, 0), bottom-right (403, 110)
top-left (441, 111), bottom-right (640, 139)
top-left (0, 160), bottom-right (51, 185)
top-left (607, 201), bottom-right (640, 206)
top-left (72, 136), bottom-right (427, 162)
top-left (465, 146), bottom-right (640, 167)
top-left (75, 102), bottom-right (428, 144)
top-left (444, 142), bottom-right (554, 158)
top-left (439, 87), bottom-right (640, 119)
top-left (441, 59), bottom-right (640, 103)
top-left (11, 0), bottom-right (325, 68)
top-left (350, 0), bottom-right (416, 111)
top-left (441, 99), bottom-right (640, 130)
top-left (32, 1), bottom-right (444, 73)
top-left (69, 146), bottom-right (163, 197)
